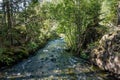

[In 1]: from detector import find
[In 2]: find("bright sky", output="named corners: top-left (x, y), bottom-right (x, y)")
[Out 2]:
top-left (0, 0), bottom-right (51, 2)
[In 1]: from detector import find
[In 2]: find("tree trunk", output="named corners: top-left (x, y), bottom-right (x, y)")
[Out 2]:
top-left (117, 1), bottom-right (120, 26)
top-left (6, 0), bottom-right (13, 45)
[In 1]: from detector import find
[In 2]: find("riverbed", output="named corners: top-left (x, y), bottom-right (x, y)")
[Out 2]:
top-left (0, 39), bottom-right (114, 80)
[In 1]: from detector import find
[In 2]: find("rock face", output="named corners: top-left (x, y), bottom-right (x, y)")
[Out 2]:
top-left (91, 29), bottom-right (120, 75)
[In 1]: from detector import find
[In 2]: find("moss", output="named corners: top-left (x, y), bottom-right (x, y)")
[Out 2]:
top-left (5, 52), bottom-right (14, 56)
top-left (13, 48), bottom-right (29, 57)
top-left (88, 41), bottom-right (99, 50)
top-left (81, 51), bottom-right (90, 59)
top-left (0, 54), bottom-right (14, 65)
top-left (0, 47), bottom-right (29, 66)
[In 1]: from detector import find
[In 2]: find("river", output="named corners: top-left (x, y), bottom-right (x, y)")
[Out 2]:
top-left (0, 38), bottom-right (115, 80)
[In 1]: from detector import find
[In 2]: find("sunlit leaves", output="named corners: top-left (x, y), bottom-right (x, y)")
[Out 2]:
top-left (101, 0), bottom-right (117, 25)
top-left (46, 0), bottom-right (103, 52)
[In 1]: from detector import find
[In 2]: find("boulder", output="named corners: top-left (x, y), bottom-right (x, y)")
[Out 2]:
top-left (91, 29), bottom-right (120, 75)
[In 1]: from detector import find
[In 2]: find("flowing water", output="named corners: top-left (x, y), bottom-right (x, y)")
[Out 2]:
top-left (0, 39), bottom-right (114, 80)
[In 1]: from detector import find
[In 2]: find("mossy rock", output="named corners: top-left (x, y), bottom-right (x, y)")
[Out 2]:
top-left (91, 29), bottom-right (120, 75)
top-left (5, 52), bottom-right (15, 56)
top-left (0, 46), bottom-right (33, 67)
top-left (13, 47), bottom-right (29, 58)
top-left (0, 54), bottom-right (14, 65)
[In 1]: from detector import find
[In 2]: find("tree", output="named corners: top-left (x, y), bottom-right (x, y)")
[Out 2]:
top-left (47, 0), bottom-right (103, 55)
top-left (118, 1), bottom-right (120, 26)
top-left (0, 0), bottom-right (56, 65)
top-left (101, 0), bottom-right (117, 26)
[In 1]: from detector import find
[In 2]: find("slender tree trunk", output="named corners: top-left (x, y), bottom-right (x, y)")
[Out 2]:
top-left (117, 1), bottom-right (120, 26)
top-left (6, 0), bottom-right (13, 45)
top-left (75, 0), bottom-right (82, 55)
top-left (2, 0), bottom-right (6, 25)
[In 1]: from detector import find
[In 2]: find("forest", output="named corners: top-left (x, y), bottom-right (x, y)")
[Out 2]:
top-left (0, 0), bottom-right (119, 80)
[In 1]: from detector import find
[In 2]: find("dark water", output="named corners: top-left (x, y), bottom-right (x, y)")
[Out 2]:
top-left (0, 39), bottom-right (114, 80)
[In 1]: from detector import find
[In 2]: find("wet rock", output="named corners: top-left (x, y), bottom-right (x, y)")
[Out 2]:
top-left (52, 50), bottom-right (56, 52)
top-left (17, 73), bottom-right (21, 76)
top-left (41, 58), bottom-right (44, 60)
top-left (91, 29), bottom-right (120, 77)
top-left (25, 73), bottom-right (31, 77)
top-left (43, 50), bottom-right (48, 52)
top-left (50, 58), bottom-right (56, 62)
top-left (39, 66), bottom-right (43, 68)
top-left (29, 75), bottom-right (35, 78)
top-left (45, 57), bottom-right (48, 61)
top-left (50, 55), bottom-right (54, 57)
top-left (42, 72), bottom-right (44, 74)
top-left (56, 65), bottom-right (58, 67)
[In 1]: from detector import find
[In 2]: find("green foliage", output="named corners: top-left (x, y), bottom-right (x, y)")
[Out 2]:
top-left (88, 41), bottom-right (99, 50)
top-left (46, 0), bottom-right (105, 55)
top-left (0, 55), bottom-right (14, 65)
top-left (27, 42), bottom-right (38, 51)
top-left (0, 0), bottom-right (116, 66)
top-left (80, 51), bottom-right (90, 59)
top-left (0, 48), bottom-right (4, 55)
top-left (0, 1), bottom-right (58, 67)
top-left (0, 47), bottom-right (29, 66)
top-left (101, 0), bottom-right (117, 25)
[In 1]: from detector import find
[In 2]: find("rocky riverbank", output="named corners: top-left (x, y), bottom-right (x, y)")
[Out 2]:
top-left (91, 28), bottom-right (120, 79)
